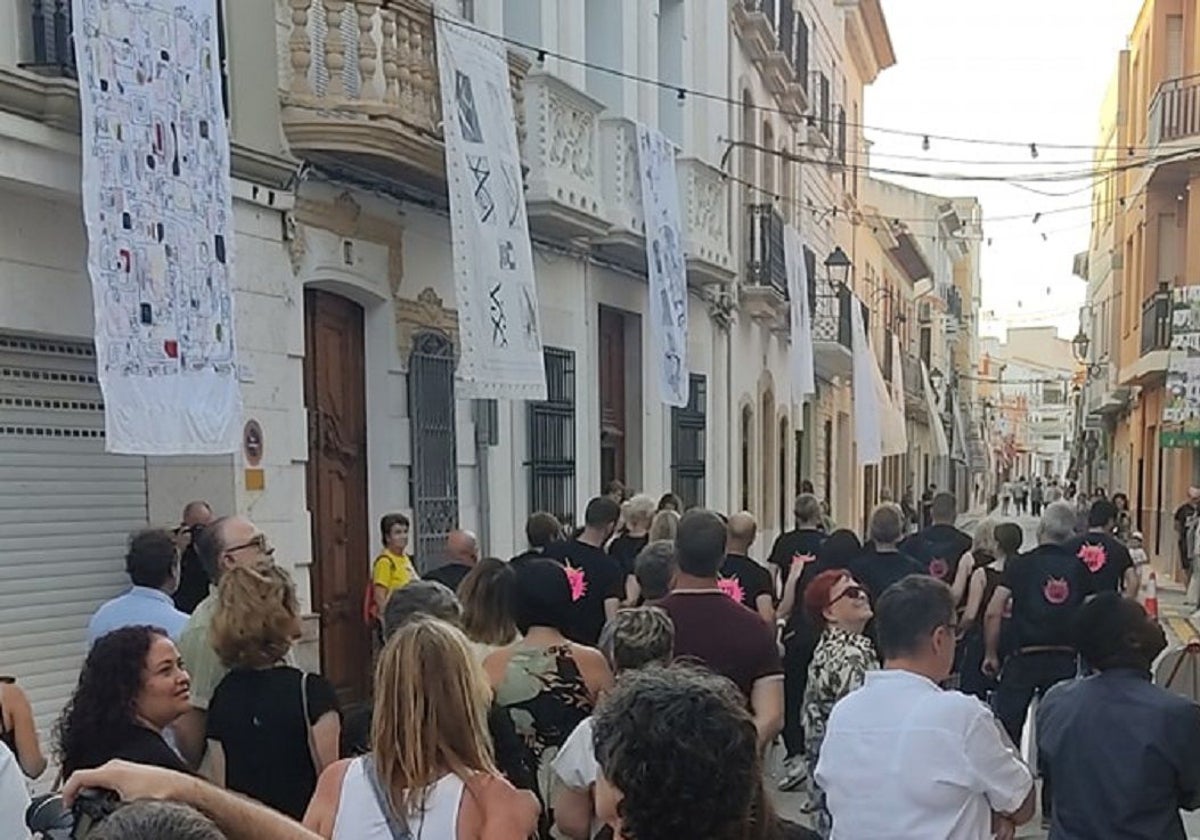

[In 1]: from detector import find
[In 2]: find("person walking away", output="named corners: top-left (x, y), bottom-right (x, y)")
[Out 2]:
top-left (1175, 487), bottom-right (1200, 606)
top-left (921, 484), bottom-right (937, 528)
top-left (1128, 532), bottom-right (1153, 610)
top-left (511, 512), bottom-right (567, 566)
top-left (721, 511), bottom-right (775, 625)
top-left (425, 529), bottom-right (480, 593)
top-left (88, 529), bottom-right (188, 646)
top-left (304, 619), bottom-right (540, 839)
top-left (816, 576), bottom-right (1035, 839)
top-left (459, 558), bottom-right (522, 663)
top-left (959, 522), bottom-right (1022, 700)
top-left (0, 676), bottom-right (46, 779)
top-left (174, 516), bottom-right (277, 768)
top-left (801, 570), bottom-right (878, 836)
top-left (545, 497), bottom-right (625, 645)
top-left (984, 502), bottom-right (1089, 822)
top-left (1000, 480), bottom-right (1012, 516)
top-left (899, 491), bottom-right (974, 606)
top-left (1031, 480), bottom-right (1045, 518)
top-left (206, 566), bottom-right (341, 820)
top-left (849, 504), bottom-right (926, 606)
top-left (370, 513), bottom-right (418, 628)
top-left (1038, 593), bottom-right (1200, 839)
top-left (485, 558), bottom-right (613, 820)
top-left (551, 607), bottom-right (674, 840)
top-left (1018, 478), bottom-right (1031, 516)
top-left (174, 501), bottom-right (215, 614)
top-left (771, 494), bottom-right (834, 788)
top-left (607, 495), bottom-right (654, 604)
top-left (656, 510), bottom-right (784, 750)
top-left (1064, 498), bottom-right (1138, 597)
top-left (632, 540), bottom-right (677, 603)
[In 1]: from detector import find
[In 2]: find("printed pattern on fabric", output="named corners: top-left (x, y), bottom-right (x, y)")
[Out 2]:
top-left (72, 0), bottom-right (241, 454)
top-left (1076, 543), bottom-right (1108, 573)
top-left (802, 628), bottom-right (879, 756)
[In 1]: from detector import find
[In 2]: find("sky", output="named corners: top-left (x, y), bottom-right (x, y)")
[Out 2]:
top-left (865, 0), bottom-right (1145, 341)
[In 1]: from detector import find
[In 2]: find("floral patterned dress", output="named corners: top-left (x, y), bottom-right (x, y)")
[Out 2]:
top-left (802, 627), bottom-right (879, 838)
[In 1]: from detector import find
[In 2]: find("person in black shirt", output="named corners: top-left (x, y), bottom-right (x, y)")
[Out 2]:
top-left (55, 626), bottom-right (192, 780)
top-left (899, 491), bottom-right (974, 606)
top-left (544, 496), bottom-right (625, 645)
top-left (1065, 498), bottom-right (1137, 597)
top-left (424, 529), bottom-right (478, 592)
top-left (510, 511), bottom-right (566, 567)
top-left (849, 504), bottom-right (926, 606)
top-left (173, 500), bottom-right (214, 614)
top-left (1175, 487), bottom-right (1200, 602)
top-left (608, 494), bottom-right (655, 602)
top-left (984, 501), bottom-right (1088, 746)
top-left (720, 511), bottom-right (775, 625)
top-left (920, 484), bottom-right (937, 529)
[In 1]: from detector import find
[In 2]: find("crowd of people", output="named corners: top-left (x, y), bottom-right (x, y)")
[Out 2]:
top-left (4, 484), bottom-right (1200, 840)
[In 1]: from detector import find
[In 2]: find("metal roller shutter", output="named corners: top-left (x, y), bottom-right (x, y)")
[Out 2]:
top-left (0, 334), bottom-right (148, 754)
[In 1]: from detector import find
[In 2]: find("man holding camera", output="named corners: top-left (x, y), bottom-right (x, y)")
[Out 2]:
top-left (173, 501), bottom-right (214, 614)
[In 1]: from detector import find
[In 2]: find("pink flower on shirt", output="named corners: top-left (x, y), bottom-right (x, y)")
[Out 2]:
top-left (564, 564), bottom-right (587, 602)
top-left (1077, 543), bottom-right (1107, 574)
top-left (718, 575), bottom-right (745, 604)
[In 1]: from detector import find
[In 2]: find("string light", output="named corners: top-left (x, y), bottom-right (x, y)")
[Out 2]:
top-left (922, 135), bottom-right (931, 152)
top-left (1030, 143), bottom-right (1039, 160)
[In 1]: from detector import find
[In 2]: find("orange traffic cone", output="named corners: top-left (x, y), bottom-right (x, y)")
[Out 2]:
top-left (1144, 569), bottom-right (1159, 621)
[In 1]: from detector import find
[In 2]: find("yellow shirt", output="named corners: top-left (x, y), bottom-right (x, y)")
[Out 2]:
top-left (372, 549), bottom-right (417, 594)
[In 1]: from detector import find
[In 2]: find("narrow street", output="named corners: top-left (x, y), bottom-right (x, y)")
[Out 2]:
top-left (771, 514), bottom-right (1200, 837)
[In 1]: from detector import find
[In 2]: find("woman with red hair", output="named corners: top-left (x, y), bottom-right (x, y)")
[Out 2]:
top-left (801, 568), bottom-right (878, 837)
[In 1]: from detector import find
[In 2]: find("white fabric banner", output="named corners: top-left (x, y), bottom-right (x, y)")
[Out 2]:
top-left (784, 225), bottom-right (816, 401)
top-left (636, 124), bottom-right (689, 408)
top-left (887, 332), bottom-right (909, 456)
top-left (435, 17), bottom-right (547, 401)
top-left (851, 296), bottom-right (882, 466)
top-left (921, 360), bottom-right (951, 456)
top-left (73, 0), bottom-right (241, 454)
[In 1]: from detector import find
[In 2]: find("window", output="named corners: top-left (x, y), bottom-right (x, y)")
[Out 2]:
top-left (457, 0), bottom-right (476, 21)
top-left (919, 326), bottom-right (932, 367)
top-left (26, 0), bottom-right (75, 75)
top-left (672, 375), bottom-right (707, 510)
top-left (741, 405), bottom-right (754, 512)
top-left (528, 348), bottom-right (576, 527)
top-left (778, 417), bottom-right (789, 530)
top-left (793, 13), bottom-right (809, 89)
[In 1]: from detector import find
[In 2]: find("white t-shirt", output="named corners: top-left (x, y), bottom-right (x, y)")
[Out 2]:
top-left (815, 669), bottom-right (1032, 840)
top-left (0, 741), bottom-right (30, 839)
top-left (552, 717), bottom-right (602, 838)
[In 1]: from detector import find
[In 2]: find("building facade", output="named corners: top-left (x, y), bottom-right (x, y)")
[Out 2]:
top-left (0, 0), bottom-right (910, 738)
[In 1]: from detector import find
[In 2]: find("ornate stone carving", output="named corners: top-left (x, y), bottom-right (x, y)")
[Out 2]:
top-left (547, 93), bottom-right (596, 181)
top-left (285, 216), bottom-right (309, 277)
top-left (395, 287), bottom-right (459, 363)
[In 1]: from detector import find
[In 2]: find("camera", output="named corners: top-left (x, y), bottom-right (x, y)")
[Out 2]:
top-left (26, 788), bottom-right (122, 839)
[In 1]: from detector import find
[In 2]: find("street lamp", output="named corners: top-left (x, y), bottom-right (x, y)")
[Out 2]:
top-left (1071, 329), bottom-right (1090, 364)
top-left (825, 246), bottom-right (852, 290)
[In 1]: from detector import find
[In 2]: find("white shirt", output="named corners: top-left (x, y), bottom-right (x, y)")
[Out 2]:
top-left (0, 741), bottom-right (30, 839)
top-left (552, 717), bottom-right (602, 839)
top-left (332, 758), bottom-right (464, 839)
top-left (815, 669), bottom-right (1032, 840)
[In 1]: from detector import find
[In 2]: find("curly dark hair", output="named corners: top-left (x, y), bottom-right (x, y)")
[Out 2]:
top-left (592, 664), bottom-right (773, 840)
top-left (55, 625), bottom-right (166, 778)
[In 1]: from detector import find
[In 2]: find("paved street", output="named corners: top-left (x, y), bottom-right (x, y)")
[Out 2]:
top-left (770, 514), bottom-right (1200, 837)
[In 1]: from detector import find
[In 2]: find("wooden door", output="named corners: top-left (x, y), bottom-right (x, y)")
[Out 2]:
top-left (303, 289), bottom-right (370, 706)
top-left (598, 308), bottom-right (626, 489)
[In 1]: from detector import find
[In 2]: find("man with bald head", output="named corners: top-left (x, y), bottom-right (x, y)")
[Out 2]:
top-left (173, 500), bottom-right (215, 613)
top-left (174, 514), bottom-right (276, 767)
top-left (424, 529), bottom-right (479, 592)
top-left (720, 511), bottom-right (775, 625)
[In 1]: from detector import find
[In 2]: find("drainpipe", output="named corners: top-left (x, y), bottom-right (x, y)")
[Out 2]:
top-left (473, 399), bottom-right (494, 556)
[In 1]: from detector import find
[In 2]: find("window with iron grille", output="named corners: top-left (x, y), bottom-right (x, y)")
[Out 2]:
top-left (672, 375), bottom-right (707, 510)
top-left (528, 348), bottom-right (577, 528)
top-left (794, 14), bottom-right (809, 89)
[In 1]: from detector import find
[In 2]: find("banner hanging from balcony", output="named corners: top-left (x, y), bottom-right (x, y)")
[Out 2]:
top-left (636, 124), bottom-right (690, 408)
top-left (72, 0), bottom-right (241, 454)
top-left (1162, 287), bottom-right (1200, 447)
top-left (784, 226), bottom-right (816, 401)
top-left (434, 16), bottom-right (547, 401)
top-left (851, 296), bottom-right (882, 466)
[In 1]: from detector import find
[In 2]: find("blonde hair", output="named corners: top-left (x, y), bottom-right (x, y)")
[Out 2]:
top-left (648, 509), bottom-right (680, 542)
top-left (625, 494), bottom-right (657, 529)
top-left (372, 618), bottom-right (497, 815)
top-left (972, 516), bottom-right (1000, 557)
top-left (211, 565), bottom-right (299, 669)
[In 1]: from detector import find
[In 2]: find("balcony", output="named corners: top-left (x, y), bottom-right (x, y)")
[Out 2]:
top-left (24, 1), bottom-right (75, 77)
top-left (741, 204), bottom-right (788, 327)
top-left (732, 0), bottom-right (778, 64)
top-left (1120, 288), bottom-right (1172, 386)
top-left (678, 157), bottom-right (734, 285)
top-left (813, 286), bottom-right (853, 381)
top-left (902, 353), bottom-right (929, 422)
top-left (280, 0), bottom-right (529, 195)
top-left (595, 116), bottom-right (646, 270)
top-left (1148, 75), bottom-right (1200, 149)
top-left (522, 72), bottom-right (608, 241)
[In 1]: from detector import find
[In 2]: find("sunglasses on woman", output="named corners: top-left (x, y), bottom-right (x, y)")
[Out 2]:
top-left (828, 585), bottom-right (868, 607)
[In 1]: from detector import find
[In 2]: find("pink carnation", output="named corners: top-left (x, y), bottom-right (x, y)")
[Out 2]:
top-left (718, 576), bottom-right (745, 604)
top-left (1077, 543), bottom-right (1107, 574)
top-left (564, 564), bottom-right (588, 602)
